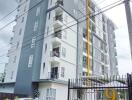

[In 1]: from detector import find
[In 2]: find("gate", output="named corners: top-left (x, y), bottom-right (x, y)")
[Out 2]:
top-left (68, 74), bottom-right (132, 100)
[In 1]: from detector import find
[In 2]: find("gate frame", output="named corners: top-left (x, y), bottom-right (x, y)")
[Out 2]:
top-left (68, 74), bottom-right (132, 100)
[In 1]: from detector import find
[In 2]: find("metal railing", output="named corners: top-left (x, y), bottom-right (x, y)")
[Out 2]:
top-left (50, 51), bottom-right (60, 57)
top-left (55, 15), bottom-right (63, 22)
top-left (56, 0), bottom-right (63, 6)
top-left (68, 74), bottom-right (132, 100)
top-left (54, 30), bottom-right (62, 39)
top-left (48, 72), bottom-right (59, 79)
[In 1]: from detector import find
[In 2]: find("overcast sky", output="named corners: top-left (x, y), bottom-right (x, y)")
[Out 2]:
top-left (0, 0), bottom-right (132, 75)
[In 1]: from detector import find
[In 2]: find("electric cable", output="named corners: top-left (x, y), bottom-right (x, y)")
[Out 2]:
top-left (0, 0), bottom-right (124, 62)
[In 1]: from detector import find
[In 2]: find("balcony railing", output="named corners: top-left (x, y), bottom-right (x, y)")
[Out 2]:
top-left (56, 0), bottom-right (63, 6)
top-left (51, 51), bottom-right (60, 57)
top-left (48, 72), bottom-right (59, 79)
top-left (55, 15), bottom-right (63, 22)
top-left (54, 30), bottom-right (62, 39)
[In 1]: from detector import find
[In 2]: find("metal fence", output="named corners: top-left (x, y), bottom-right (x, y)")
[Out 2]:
top-left (68, 74), bottom-right (132, 100)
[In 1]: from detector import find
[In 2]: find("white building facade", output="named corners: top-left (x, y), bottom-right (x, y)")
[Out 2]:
top-left (0, 0), bottom-right (118, 100)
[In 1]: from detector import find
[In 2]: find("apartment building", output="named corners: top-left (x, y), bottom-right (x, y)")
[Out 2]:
top-left (107, 19), bottom-right (119, 76)
top-left (0, 0), bottom-right (118, 99)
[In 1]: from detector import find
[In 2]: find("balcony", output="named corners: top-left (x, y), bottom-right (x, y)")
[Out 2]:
top-left (56, 0), bottom-right (63, 6)
top-left (54, 30), bottom-right (62, 39)
top-left (51, 51), bottom-right (60, 57)
top-left (54, 15), bottom-right (63, 28)
top-left (50, 50), bottom-right (60, 63)
top-left (52, 30), bottom-right (62, 45)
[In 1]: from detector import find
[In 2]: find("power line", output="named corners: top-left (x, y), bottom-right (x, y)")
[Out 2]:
top-left (0, 0), bottom-right (28, 22)
top-left (0, 0), bottom-right (124, 60)
top-left (0, 0), bottom-right (44, 31)
top-left (0, 0), bottom-right (124, 57)
top-left (0, 0), bottom-right (115, 51)
top-left (96, 0), bottom-right (107, 5)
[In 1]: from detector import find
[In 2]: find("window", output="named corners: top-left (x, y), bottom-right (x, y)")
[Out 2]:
top-left (43, 62), bottom-right (45, 72)
top-left (102, 65), bottom-right (105, 75)
top-left (61, 67), bottom-right (65, 77)
top-left (46, 88), bottom-right (56, 100)
top-left (19, 28), bottom-right (22, 35)
top-left (63, 30), bottom-right (67, 39)
top-left (13, 56), bottom-right (17, 63)
top-left (47, 26), bottom-right (49, 34)
top-left (83, 56), bottom-right (86, 68)
top-left (45, 43), bottom-right (47, 53)
top-left (48, 12), bottom-right (51, 19)
top-left (50, 0), bottom-right (52, 5)
top-left (16, 42), bottom-right (19, 49)
top-left (21, 17), bottom-right (24, 23)
top-left (36, 7), bottom-right (40, 16)
top-left (83, 42), bottom-right (87, 53)
top-left (34, 21), bottom-right (38, 31)
top-left (24, 5), bottom-right (26, 12)
top-left (83, 28), bottom-right (86, 38)
top-left (62, 47), bottom-right (66, 57)
top-left (93, 48), bottom-right (101, 61)
top-left (11, 71), bottom-right (14, 80)
top-left (101, 53), bottom-right (105, 62)
top-left (31, 37), bottom-right (36, 48)
top-left (28, 55), bottom-right (34, 68)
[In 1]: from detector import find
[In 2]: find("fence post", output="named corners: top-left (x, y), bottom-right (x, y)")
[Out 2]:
top-left (127, 73), bottom-right (132, 100)
top-left (68, 79), bottom-right (70, 100)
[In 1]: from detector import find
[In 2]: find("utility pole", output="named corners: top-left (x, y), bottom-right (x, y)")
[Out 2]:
top-left (124, 0), bottom-right (132, 58)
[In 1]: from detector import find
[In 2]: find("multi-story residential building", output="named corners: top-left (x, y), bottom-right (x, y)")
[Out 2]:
top-left (0, 0), bottom-right (118, 99)
top-left (107, 19), bottom-right (119, 76)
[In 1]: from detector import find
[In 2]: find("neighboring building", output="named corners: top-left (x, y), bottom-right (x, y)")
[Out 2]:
top-left (0, 0), bottom-right (118, 99)
top-left (107, 19), bottom-right (119, 76)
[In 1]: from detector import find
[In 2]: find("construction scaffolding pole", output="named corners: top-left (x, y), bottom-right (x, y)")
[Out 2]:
top-left (86, 0), bottom-right (90, 76)
top-left (124, 0), bottom-right (132, 58)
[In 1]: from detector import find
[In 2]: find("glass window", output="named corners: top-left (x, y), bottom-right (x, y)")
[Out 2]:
top-left (101, 53), bottom-right (105, 63)
top-left (46, 88), bottom-right (56, 100)
top-left (16, 42), bottom-right (19, 49)
top-left (102, 65), bottom-right (105, 75)
top-left (21, 17), bottom-right (24, 23)
top-left (93, 48), bottom-right (101, 61)
top-left (45, 43), bottom-right (47, 53)
top-left (93, 61), bottom-right (101, 75)
top-left (19, 28), bottom-right (22, 35)
top-left (36, 7), bottom-right (40, 16)
top-left (24, 5), bottom-right (26, 12)
top-left (34, 21), bottom-right (38, 31)
top-left (83, 42), bottom-right (87, 53)
top-left (48, 12), bottom-right (51, 19)
top-left (93, 36), bottom-right (101, 49)
top-left (83, 56), bottom-right (86, 68)
top-left (13, 56), bottom-right (17, 63)
top-left (43, 62), bottom-right (45, 72)
top-left (47, 26), bottom-right (49, 34)
top-left (31, 37), bottom-right (36, 48)
top-left (28, 55), bottom-right (34, 68)
top-left (62, 47), bottom-right (66, 57)
top-left (61, 67), bottom-right (65, 77)
top-left (63, 30), bottom-right (67, 39)
top-left (11, 71), bottom-right (14, 80)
